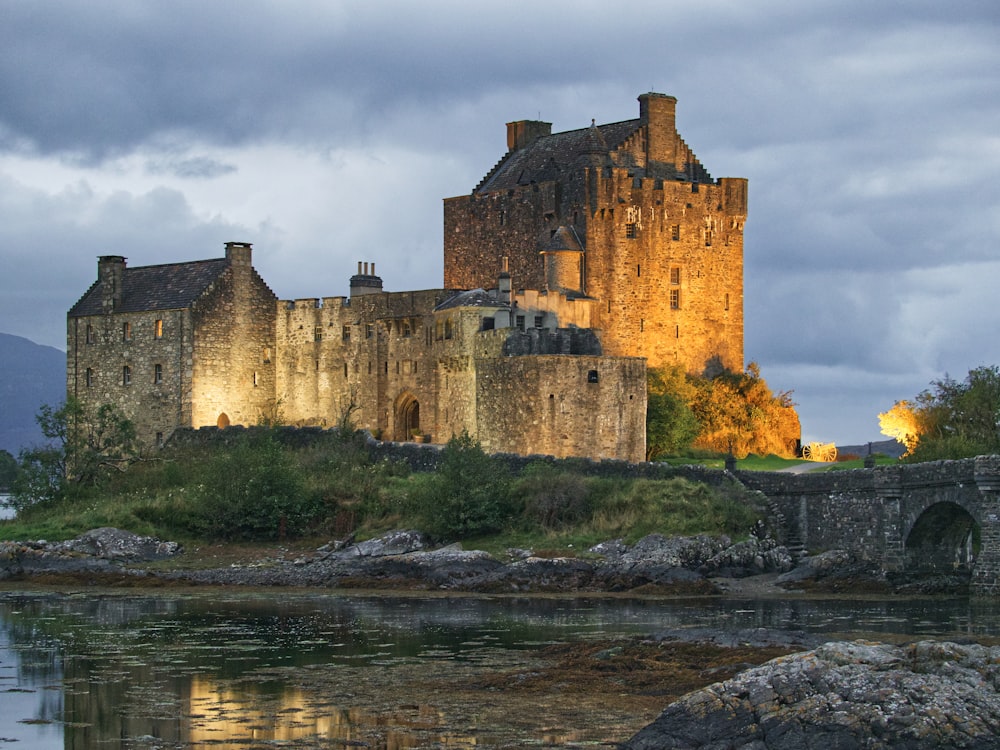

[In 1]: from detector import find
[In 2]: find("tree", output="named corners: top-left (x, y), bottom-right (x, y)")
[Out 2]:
top-left (690, 363), bottom-right (800, 459)
top-left (885, 366), bottom-right (1000, 462)
top-left (645, 366), bottom-right (701, 460)
top-left (0, 450), bottom-right (17, 491)
top-left (12, 397), bottom-right (139, 509)
top-left (878, 400), bottom-right (922, 456)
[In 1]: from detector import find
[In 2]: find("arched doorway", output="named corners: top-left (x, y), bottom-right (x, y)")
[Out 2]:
top-left (217, 412), bottom-right (230, 429)
top-left (905, 502), bottom-right (979, 573)
top-left (394, 393), bottom-right (420, 441)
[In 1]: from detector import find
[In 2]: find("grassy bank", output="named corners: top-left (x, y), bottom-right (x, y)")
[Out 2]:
top-left (0, 431), bottom-right (818, 553)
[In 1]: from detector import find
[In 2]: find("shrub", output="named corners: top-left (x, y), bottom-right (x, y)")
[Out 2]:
top-left (191, 433), bottom-right (320, 540)
top-left (515, 463), bottom-right (591, 531)
top-left (405, 433), bottom-right (514, 541)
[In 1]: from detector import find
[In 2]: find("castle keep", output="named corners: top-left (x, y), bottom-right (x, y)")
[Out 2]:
top-left (67, 93), bottom-right (744, 463)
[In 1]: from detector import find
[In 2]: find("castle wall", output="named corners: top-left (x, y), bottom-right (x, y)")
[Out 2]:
top-left (67, 307), bottom-right (193, 445)
top-left (473, 355), bottom-right (647, 462)
top-left (189, 255), bottom-right (277, 430)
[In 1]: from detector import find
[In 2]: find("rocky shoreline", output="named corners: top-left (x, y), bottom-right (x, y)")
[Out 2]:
top-left (3, 528), bottom-right (996, 747)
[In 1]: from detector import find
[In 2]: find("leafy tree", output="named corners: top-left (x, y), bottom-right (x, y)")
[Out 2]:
top-left (690, 363), bottom-right (800, 459)
top-left (877, 400), bottom-right (922, 456)
top-left (645, 366), bottom-right (701, 460)
top-left (12, 397), bottom-right (138, 509)
top-left (0, 450), bottom-right (17, 491)
top-left (885, 366), bottom-right (1000, 462)
top-left (406, 432), bottom-right (514, 540)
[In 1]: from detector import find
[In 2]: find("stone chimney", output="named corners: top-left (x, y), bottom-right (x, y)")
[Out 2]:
top-left (350, 261), bottom-right (383, 297)
top-left (97, 255), bottom-right (127, 313)
top-left (506, 120), bottom-right (552, 151)
top-left (225, 241), bottom-right (253, 267)
top-left (638, 92), bottom-right (677, 167)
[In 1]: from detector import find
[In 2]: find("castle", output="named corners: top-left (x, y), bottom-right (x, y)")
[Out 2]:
top-left (67, 93), bottom-right (746, 463)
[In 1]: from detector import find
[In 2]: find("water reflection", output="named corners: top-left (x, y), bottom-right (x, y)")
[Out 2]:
top-left (3, 590), bottom-right (1000, 748)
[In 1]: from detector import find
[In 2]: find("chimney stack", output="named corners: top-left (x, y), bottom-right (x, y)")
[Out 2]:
top-left (350, 260), bottom-right (383, 297)
top-left (97, 255), bottom-right (127, 313)
top-left (506, 120), bottom-right (552, 151)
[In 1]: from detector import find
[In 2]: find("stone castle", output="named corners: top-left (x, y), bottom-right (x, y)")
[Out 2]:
top-left (67, 93), bottom-right (746, 463)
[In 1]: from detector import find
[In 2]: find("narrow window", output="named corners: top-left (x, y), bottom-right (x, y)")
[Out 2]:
top-left (122, 322), bottom-right (132, 342)
top-left (671, 225), bottom-right (680, 241)
top-left (86, 323), bottom-right (95, 344)
top-left (155, 432), bottom-right (164, 448)
top-left (724, 293), bottom-right (730, 311)
top-left (534, 315), bottom-right (543, 328)
top-left (384, 361), bottom-right (388, 374)
top-left (253, 371), bottom-right (258, 387)
top-left (625, 223), bottom-right (637, 239)
top-left (154, 319), bottom-right (163, 339)
top-left (314, 326), bottom-right (323, 342)
top-left (705, 230), bottom-right (712, 247)
top-left (516, 315), bottom-right (525, 331)
top-left (153, 363), bottom-right (163, 384)
top-left (396, 361), bottom-right (400, 374)
top-left (263, 346), bottom-right (271, 363)
top-left (670, 289), bottom-right (681, 310)
top-left (367, 361), bottom-right (372, 375)
top-left (670, 267), bottom-right (681, 285)
top-left (402, 320), bottom-right (412, 338)
top-left (365, 323), bottom-right (374, 339)
top-left (637, 264), bottom-right (641, 278)
top-left (344, 362), bottom-right (348, 378)
top-left (122, 365), bottom-right (131, 386)
top-left (499, 210), bottom-right (506, 226)
top-left (445, 319), bottom-right (453, 339)
top-left (85, 368), bottom-right (94, 387)
top-left (676, 324), bottom-right (680, 338)
top-left (587, 370), bottom-right (599, 383)
top-left (640, 319), bottom-right (644, 332)
top-left (342, 325), bottom-right (351, 342)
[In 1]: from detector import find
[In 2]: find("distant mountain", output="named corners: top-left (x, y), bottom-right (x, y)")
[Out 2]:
top-left (0, 333), bottom-right (65, 456)
top-left (837, 439), bottom-right (906, 459)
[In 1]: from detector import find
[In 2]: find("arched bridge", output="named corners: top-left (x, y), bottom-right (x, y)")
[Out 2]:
top-left (737, 455), bottom-right (1000, 596)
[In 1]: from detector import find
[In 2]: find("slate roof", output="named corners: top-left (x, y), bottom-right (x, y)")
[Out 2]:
top-left (477, 119), bottom-right (641, 193)
top-left (68, 258), bottom-right (230, 317)
top-left (434, 288), bottom-right (508, 312)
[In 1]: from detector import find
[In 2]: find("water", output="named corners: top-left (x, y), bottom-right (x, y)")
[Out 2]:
top-left (2, 589), bottom-right (1000, 748)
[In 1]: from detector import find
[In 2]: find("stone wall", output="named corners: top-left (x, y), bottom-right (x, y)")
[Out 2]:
top-left (68, 307), bottom-right (194, 445)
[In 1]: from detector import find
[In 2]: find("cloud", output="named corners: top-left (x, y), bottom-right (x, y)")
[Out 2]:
top-left (0, 0), bottom-right (998, 445)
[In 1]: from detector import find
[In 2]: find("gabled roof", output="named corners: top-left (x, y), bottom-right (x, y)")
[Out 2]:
top-left (477, 119), bottom-right (641, 193)
top-left (68, 258), bottom-right (230, 317)
top-left (435, 288), bottom-right (507, 312)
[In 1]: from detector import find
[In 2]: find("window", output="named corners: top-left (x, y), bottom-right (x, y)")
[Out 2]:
top-left (671, 225), bottom-right (680, 241)
top-left (122, 365), bottom-right (131, 386)
top-left (365, 323), bottom-right (374, 339)
top-left (154, 319), bottom-right (163, 339)
top-left (85, 368), bottom-right (94, 387)
top-left (263, 346), bottom-right (271, 363)
top-left (482, 317), bottom-right (495, 331)
top-left (342, 325), bottom-right (351, 342)
top-left (499, 210), bottom-right (506, 226)
top-left (625, 223), bottom-right (637, 239)
top-left (516, 315), bottom-right (525, 331)
top-left (86, 323), bottom-right (95, 344)
top-left (122, 322), bottom-right (132, 341)
top-left (402, 320), bottom-right (411, 338)
top-left (705, 230), bottom-right (713, 247)
top-left (444, 319), bottom-right (453, 339)
top-left (153, 364), bottom-right (163, 384)
top-left (155, 432), bottom-right (164, 448)
top-left (670, 289), bottom-right (681, 310)
top-left (253, 371), bottom-right (258, 387)
top-left (670, 267), bottom-right (681, 285)
top-left (534, 315), bottom-right (544, 328)
top-left (344, 362), bottom-right (349, 378)
top-left (725, 293), bottom-right (730, 311)
top-left (637, 264), bottom-right (641, 278)
top-left (314, 326), bottom-right (323, 342)
top-left (587, 370), bottom-right (599, 383)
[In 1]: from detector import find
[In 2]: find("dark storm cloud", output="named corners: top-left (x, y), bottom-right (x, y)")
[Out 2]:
top-left (0, 0), bottom-right (998, 444)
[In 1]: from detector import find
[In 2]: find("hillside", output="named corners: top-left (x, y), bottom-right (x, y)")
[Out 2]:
top-left (0, 333), bottom-right (65, 456)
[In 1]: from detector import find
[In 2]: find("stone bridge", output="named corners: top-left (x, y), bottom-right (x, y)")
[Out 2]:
top-left (737, 455), bottom-right (1000, 596)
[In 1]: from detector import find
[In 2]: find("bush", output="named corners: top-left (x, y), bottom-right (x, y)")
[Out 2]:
top-left (191, 433), bottom-right (320, 540)
top-left (515, 463), bottom-right (591, 531)
top-left (405, 433), bottom-right (514, 541)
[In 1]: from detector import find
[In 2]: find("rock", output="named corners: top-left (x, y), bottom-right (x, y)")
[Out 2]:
top-left (623, 640), bottom-right (1000, 749)
top-left (701, 536), bottom-right (794, 578)
top-left (335, 529), bottom-right (428, 558)
top-left (53, 527), bottom-right (182, 561)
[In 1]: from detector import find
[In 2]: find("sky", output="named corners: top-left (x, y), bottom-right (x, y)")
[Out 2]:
top-left (1, 0), bottom-right (998, 447)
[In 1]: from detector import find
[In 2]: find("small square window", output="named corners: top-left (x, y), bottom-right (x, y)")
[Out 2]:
top-left (515, 315), bottom-right (525, 331)
top-left (587, 370), bottom-right (599, 383)
top-left (625, 223), bottom-right (637, 239)
top-left (534, 316), bottom-right (543, 328)
top-left (365, 323), bottom-right (374, 339)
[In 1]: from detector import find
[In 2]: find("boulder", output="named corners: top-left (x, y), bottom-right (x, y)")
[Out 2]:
top-left (53, 527), bottom-right (182, 561)
top-left (623, 640), bottom-right (1000, 749)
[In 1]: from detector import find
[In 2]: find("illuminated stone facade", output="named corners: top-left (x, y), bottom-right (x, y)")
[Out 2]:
top-left (68, 252), bottom-right (646, 462)
top-left (444, 92), bottom-right (746, 375)
top-left (67, 92), bottom-right (746, 463)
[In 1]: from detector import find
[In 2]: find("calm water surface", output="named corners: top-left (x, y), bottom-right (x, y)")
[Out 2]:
top-left (3, 589), bottom-right (1000, 748)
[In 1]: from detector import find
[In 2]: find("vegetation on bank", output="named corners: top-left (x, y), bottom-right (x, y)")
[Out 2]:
top-left (3, 405), bottom-right (768, 547)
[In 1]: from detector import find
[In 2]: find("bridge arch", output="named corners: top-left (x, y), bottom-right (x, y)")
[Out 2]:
top-left (904, 501), bottom-right (980, 573)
